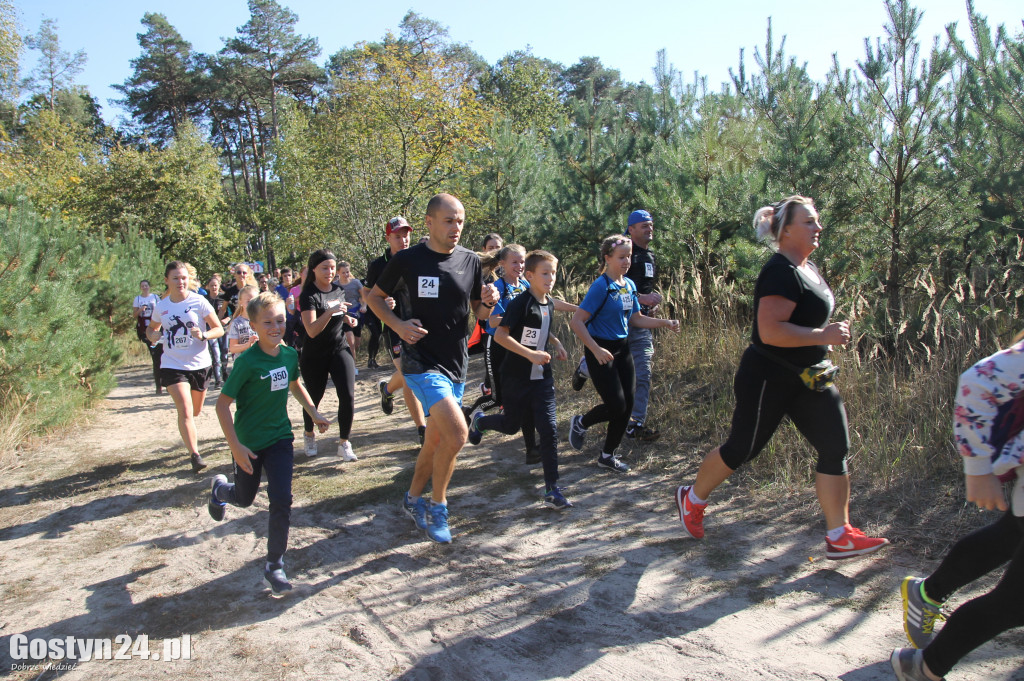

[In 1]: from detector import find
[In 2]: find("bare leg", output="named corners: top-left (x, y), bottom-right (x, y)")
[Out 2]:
top-left (693, 447), bottom-right (735, 501)
top-left (390, 357), bottom-right (425, 428)
top-left (167, 383), bottom-right (200, 455)
top-left (815, 472), bottom-right (851, 530)
top-left (408, 397), bottom-right (467, 504)
top-left (190, 389), bottom-right (206, 417)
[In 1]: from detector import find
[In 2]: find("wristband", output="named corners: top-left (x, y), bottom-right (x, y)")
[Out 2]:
top-left (482, 302), bottom-right (495, 309)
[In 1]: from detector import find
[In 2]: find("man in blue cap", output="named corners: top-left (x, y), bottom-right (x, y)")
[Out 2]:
top-left (624, 209), bottom-right (663, 441)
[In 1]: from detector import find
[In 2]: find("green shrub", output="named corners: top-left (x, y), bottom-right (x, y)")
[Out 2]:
top-left (0, 197), bottom-right (162, 440)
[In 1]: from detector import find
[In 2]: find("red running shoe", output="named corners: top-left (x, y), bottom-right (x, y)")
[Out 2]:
top-left (825, 524), bottom-right (889, 560)
top-left (675, 485), bottom-right (706, 539)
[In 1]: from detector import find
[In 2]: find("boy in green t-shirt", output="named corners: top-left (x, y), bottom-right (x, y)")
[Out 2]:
top-left (211, 291), bottom-right (329, 595)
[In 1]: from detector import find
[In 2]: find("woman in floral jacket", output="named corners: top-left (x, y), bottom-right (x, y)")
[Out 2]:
top-left (890, 340), bottom-right (1024, 681)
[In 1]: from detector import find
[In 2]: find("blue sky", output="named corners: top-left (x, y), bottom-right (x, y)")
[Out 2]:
top-left (17, 0), bottom-right (1024, 124)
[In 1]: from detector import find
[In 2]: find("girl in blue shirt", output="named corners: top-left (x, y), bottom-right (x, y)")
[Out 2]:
top-left (569, 235), bottom-right (679, 472)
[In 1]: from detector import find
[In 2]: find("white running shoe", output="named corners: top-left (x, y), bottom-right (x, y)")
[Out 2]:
top-left (340, 440), bottom-right (357, 462)
top-left (304, 434), bottom-right (318, 457)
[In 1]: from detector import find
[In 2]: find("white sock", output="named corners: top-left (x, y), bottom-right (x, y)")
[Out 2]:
top-left (600, 452), bottom-right (614, 460)
top-left (266, 561), bottom-right (283, 571)
top-left (826, 525), bottom-right (847, 542)
top-left (687, 488), bottom-right (707, 506)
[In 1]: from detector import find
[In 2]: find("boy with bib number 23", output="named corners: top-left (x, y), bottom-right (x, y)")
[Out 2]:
top-left (210, 291), bottom-right (330, 595)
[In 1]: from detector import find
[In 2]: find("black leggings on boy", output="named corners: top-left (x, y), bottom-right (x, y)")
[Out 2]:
top-left (582, 337), bottom-right (635, 454)
top-left (215, 438), bottom-right (293, 564)
top-left (299, 346), bottom-right (355, 438)
top-left (920, 509), bottom-right (1024, 677)
top-left (477, 374), bottom-right (558, 487)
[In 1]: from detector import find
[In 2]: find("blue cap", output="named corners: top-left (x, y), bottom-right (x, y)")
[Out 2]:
top-left (628, 209), bottom-right (652, 227)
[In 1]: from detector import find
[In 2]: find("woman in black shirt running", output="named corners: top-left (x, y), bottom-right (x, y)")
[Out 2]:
top-left (299, 249), bottom-right (358, 462)
top-left (674, 195), bottom-right (888, 561)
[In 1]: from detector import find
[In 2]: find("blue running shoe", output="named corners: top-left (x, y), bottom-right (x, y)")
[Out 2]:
top-left (544, 486), bottom-right (573, 510)
top-left (208, 474), bottom-right (227, 521)
top-left (403, 492), bottom-right (428, 530)
top-left (568, 415), bottom-right (586, 451)
top-left (425, 502), bottom-right (452, 543)
top-left (263, 562), bottom-right (292, 596)
top-left (468, 409), bottom-right (484, 445)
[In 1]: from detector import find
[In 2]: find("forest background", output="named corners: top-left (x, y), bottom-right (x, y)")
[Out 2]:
top-left (1, 0), bottom-right (1023, 498)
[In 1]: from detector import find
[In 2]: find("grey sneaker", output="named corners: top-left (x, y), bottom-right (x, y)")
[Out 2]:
top-left (303, 434), bottom-right (318, 457)
top-left (190, 453), bottom-right (207, 473)
top-left (568, 415), bottom-right (586, 451)
top-left (207, 474), bottom-right (227, 521)
top-left (901, 576), bottom-right (944, 649)
top-left (890, 647), bottom-right (942, 681)
top-left (596, 454), bottom-right (630, 473)
top-left (263, 563), bottom-right (293, 596)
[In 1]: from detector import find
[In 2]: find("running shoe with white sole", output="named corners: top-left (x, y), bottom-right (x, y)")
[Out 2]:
top-left (901, 576), bottom-right (945, 649)
top-left (339, 440), bottom-right (357, 462)
top-left (675, 485), bottom-right (706, 539)
top-left (468, 409), bottom-right (484, 445)
top-left (303, 434), bottom-right (318, 457)
top-left (379, 380), bottom-right (394, 415)
top-left (208, 474), bottom-right (228, 521)
top-left (825, 524), bottom-right (889, 560)
top-left (263, 563), bottom-right (293, 596)
top-left (597, 454), bottom-right (629, 473)
top-left (544, 486), bottom-right (574, 510)
top-left (568, 415), bottom-right (586, 450)
top-left (403, 493), bottom-right (427, 530)
top-left (890, 648), bottom-right (941, 681)
top-left (425, 502), bottom-right (452, 543)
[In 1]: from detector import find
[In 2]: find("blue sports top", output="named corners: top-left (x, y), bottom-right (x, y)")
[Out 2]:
top-left (579, 274), bottom-right (639, 340)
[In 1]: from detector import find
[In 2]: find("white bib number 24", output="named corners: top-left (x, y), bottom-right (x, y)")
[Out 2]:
top-left (418, 276), bottom-right (439, 299)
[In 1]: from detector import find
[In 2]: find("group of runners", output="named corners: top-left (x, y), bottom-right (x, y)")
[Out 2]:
top-left (131, 192), bottom-right (1021, 680)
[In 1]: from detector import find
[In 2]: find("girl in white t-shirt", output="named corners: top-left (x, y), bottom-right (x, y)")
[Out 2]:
top-left (147, 261), bottom-right (225, 473)
top-left (227, 285), bottom-right (259, 356)
top-left (133, 279), bottom-right (162, 393)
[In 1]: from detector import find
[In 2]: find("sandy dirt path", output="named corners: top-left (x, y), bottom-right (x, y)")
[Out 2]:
top-left (0, 359), bottom-right (1021, 680)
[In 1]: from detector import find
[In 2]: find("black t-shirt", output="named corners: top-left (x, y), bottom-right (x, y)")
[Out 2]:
top-left (299, 283), bottom-right (349, 356)
top-left (499, 292), bottom-right (555, 383)
top-left (375, 243), bottom-right (484, 382)
top-left (626, 244), bottom-right (657, 313)
top-left (364, 250), bottom-right (391, 290)
top-left (751, 253), bottom-right (834, 367)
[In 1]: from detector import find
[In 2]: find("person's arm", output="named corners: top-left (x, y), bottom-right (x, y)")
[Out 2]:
top-left (569, 309), bottom-right (613, 365)
top-left (552, 297), bottom-right (578, 314)
top-left (132, 300), bottom-right (143, 320)
top-left (629, 313), bottom-right (680, 332)
top-left (636, 292), bottom-right (663, 308)
top-left (548, 334), bottom-right (568, 361)
top-left (366, 285), bottom-right (426, 343)
top-left (196, 310), bottom-right (224, 341)
top-left (301, 300), bottom-right (346, 339)
top-left (757, 296), bottom-right (850, 347)
top-left (215, 393), bottom-right (257, 474)
top-left (145, 319), bottom-right (162, 345)
top-left (494, 326), bottom-right (550, 365)
top-left (289, 380), bottom-right (330, 432)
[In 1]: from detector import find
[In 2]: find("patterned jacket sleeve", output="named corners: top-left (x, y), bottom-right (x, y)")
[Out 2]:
top-left (954, 340), bottom-right (1024, 476)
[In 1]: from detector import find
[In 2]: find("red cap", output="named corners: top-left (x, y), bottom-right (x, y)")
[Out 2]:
top-left (386, 216), bottom-right (412, 235)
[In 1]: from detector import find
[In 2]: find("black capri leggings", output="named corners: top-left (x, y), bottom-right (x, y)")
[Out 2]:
top-left (922, 510), bottom-right (1024, 677)
top-left (719, 346), bottom-right (849, 475)
top-left (582, 337), bottom-right (635, 455)
top-left (299, 345), bottom-right (356, 439)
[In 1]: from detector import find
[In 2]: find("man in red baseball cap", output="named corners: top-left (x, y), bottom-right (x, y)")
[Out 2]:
top-left (361, 216), bottom-right (427, 445)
